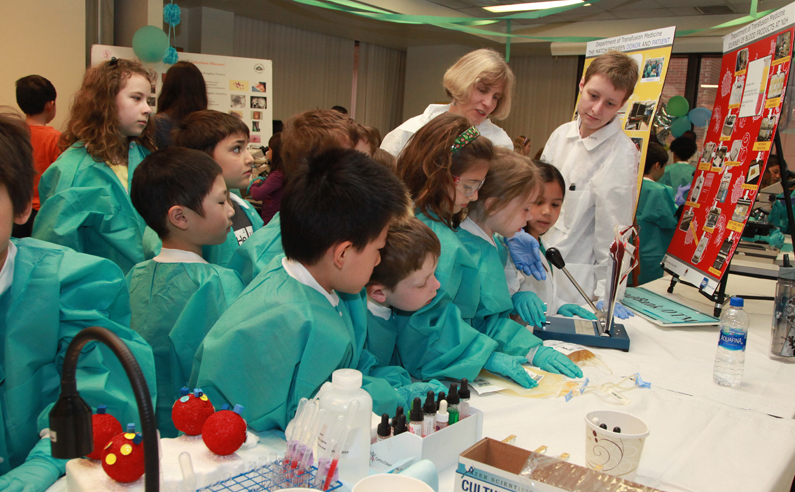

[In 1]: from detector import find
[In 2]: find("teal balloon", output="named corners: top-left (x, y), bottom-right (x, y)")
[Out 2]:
top-left (671, 116), bottom-right (692, 138)
top-left (667, 96), bottom-right (690, 117)
top-left (132, 26), bottom-right (169, 63)
top-left (688, 107), bottom-right (712, 127)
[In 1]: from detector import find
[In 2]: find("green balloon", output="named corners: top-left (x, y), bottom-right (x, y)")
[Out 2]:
top-left (667, 96), bottom-right (690, 117)
top-left (671, 116), bottom-right (692, 138)
top-left (132, 25), bottom-right (169, 63)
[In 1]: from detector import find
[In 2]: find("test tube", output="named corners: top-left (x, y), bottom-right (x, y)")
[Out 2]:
top-left (313, 415), bottom-right (345, 490)
top-left (178, 451), bottom-right (196, 492)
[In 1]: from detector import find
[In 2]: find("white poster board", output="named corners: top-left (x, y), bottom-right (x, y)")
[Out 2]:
top-left (91, 45), bottom-right (273, 148)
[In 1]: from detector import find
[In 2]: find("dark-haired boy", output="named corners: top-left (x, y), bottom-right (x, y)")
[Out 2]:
top-left (227, 109), bottom-right (362, 284)
top-left (636, 142), bottom-right (678, 285)
top-left (127, 147), bottom-right (245, 437)
top-left (173, 110), bottom-right (263, 267)
top-left (659, 135), bottom-right (698, 190)
top-left (13, 75), bottom-right (62, 237)
top-left (192, 148), bottom-right (436, 431)
top-left (0, 112), bottom-right (156, 491)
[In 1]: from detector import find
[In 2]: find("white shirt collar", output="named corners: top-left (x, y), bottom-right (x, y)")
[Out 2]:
top-left (153, 247), bottom-right (208, 264)
top-left (566, 116), bottom-right (622, 151)
top-left (282, 257), bottom-right (339, 307)
top-left (460, 217), bottom-right (496, 247)
top-left (0, 241), bottom-right (17, 297)
top-left (367, 298), bottom-right (392, 320)
top-left (643, 177), bottom-right (655, 182)
top-left (229, 192), bottom-right (251, 209)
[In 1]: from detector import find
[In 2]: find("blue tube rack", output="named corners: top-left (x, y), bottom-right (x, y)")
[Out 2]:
top-left (197, 460), bottom-right (343, 491)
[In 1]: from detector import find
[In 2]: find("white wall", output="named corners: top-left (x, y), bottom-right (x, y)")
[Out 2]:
top-left (0, 0), bottom-right (86, 131)
top-left (402, 44), bottom-right (472, 121)
top-left (114, 0), bottom-right (163, 47)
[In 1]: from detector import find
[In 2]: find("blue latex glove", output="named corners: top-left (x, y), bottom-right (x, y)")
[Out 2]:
top-left (484, 352), bottom-right (537, 389)
top-left (753, 229), bottom-right (786, 249)
top-left (512, 291), bottom-right (546, 326)
top-left (532, 346), bottom-right (583, 379)
top-left (557, 303), bottom-right (597, 320)
top-left (504, 231), bottom-right (546, 281)
top-left (396, 380), bottom-right (448, 407)
top-left (675, 183), bottom-right (691, 207)
top-left (0, 456), bottom-right (63, 492)
top-left (596, 300), bottom-right (634, 319)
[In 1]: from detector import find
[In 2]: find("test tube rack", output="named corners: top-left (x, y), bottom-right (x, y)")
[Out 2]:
top-left (197, 460), bottom-right (343, 492)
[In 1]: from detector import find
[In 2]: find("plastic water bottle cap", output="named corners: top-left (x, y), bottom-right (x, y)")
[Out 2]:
top-left (729, 297), bottom-right (744, 307)
top-left (331, 369), bottom-right (363, 390)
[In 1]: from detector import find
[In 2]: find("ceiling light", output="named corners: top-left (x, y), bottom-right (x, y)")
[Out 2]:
top-left (700, 84), bottom-right (718, 88)
top-left (484, 0), bottom-right (584, 12)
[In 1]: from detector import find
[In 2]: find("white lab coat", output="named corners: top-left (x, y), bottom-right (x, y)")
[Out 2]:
top-left (380, 104), bottom-right (513, 158)
top-left (540, 116), bottom-right (639, 303)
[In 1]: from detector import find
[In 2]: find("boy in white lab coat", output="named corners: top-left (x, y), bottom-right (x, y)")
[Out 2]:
top-left (540, 50), bottom-right (640, 318)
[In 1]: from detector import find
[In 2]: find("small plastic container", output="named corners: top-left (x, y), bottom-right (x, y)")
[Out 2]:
top-left (772, 263), bottom-right (795, 359)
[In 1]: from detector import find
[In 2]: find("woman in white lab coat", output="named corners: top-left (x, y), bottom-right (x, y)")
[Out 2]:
top-left (520, 162), bottom-right (597, 320)
top-left (381, 48), bottom-right (514, 158)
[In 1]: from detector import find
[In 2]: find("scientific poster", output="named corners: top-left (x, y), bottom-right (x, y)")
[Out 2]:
top-left (91, 45), bottom-right (273, 147)
top-left (663, 3), bottom-right (795, 296)
top-left (576, 26), bottom-right (677, 211)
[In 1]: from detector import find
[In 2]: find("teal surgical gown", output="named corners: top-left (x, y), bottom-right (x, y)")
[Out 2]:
top-left (636, 179), bottom-right (679, 284)
top-left (392, 213), bottom-right (499, 381)
top-left (769, 197), bottom-right (791, 234)
top-left (33, 143), bottom-right (160, 274)
top-left (455, 224), bottom-right (543, 356)
top-left (0, 238), bottom-right (156, 485)
top-left (227, 212), bottom-right (282, 284)
top-left (202, 191), bottom-right (264, 267)
top-left (658, 161), bottom-right (695, 191)
top-left (126, 260), bottom-right (245, 437)
top-left (366, 309), bottom-right (400, 368)
top-left (192, 256), bottom-right (406, 431)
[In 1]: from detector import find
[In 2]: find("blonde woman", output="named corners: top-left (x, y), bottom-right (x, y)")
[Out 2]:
top-left (381, 48), bottom-right (515, 157)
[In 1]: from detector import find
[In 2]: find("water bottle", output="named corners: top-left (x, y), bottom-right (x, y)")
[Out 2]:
top-left (713, 297), bottom-right (750, 388)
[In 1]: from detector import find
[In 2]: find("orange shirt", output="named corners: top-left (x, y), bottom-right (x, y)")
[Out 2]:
top-left (29, 125), bottom-right (62, 209)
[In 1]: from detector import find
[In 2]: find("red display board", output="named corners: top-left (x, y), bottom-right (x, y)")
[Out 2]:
top-left (663, 4), bottom-right (795, 295)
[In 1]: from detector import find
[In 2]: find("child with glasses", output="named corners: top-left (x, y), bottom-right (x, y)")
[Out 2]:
top-left (392, 112), bottom-right (551, 387)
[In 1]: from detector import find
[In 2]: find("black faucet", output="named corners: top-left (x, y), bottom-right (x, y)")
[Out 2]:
top-left (49, 326), bottom-right (159, 491)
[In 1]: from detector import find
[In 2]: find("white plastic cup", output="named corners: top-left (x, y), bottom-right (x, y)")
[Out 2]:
top-left (351, 474), bottom-right (434, 492)
top-left (584, 410), bottom-right (649, 480)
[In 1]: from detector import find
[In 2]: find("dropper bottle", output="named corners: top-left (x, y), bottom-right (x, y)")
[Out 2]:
top-left (409, 397), bottom-right (423, 436)
top-left (435, 392), bottom-right (446, 411)
top-left (422, 391), bottom-right (436, 437)
top-left (458, 379), bottom-right (471, 419)
top-left (391, 406), bottom-right (403, 432)
top-left (436, 400), bottom-right (449, 431)
top-left (376, 413), bottom-right (391, 441)
top-left (394, 414), bottom-right (408, 436)
top-left (447, 383), bottom-right (460, 424)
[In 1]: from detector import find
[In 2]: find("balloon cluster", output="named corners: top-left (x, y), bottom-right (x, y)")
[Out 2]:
top-left (130, 2), bottom-right (181, 64)
top-left (653, 95), bottom-right (712, 143)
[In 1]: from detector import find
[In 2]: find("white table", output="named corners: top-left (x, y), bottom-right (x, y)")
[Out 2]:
top-left (438, 274), bottom-right (795, 492)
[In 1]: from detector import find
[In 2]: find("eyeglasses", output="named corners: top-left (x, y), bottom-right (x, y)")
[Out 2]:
top-left (453, 175), bottom-right (485, 197)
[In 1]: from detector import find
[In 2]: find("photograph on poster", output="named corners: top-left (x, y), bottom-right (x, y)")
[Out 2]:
top-left (740, 56), bottom-right (772, 117)
top-left (729, 76), bottom-right (745, 106)
top-left (641, 57), bottom-right (665, 82)
top-left (705, 207), bottom-right (721, 229)
top-left (231, 95), bottom-right (246, 108)
top-left (722, 114), bottom-right (737, 137)
top-left (733, 198), bottom-right (751, 221)
top-left (690, 174), bottom-right (706, 202)
top-left (679, 209), bottom-right (695, 232)
top-left (747, 157), bottom-right (764, 184)
top-left (229, 110), bottom-right (243, 118)
top-left (230, 80), bottom-right (248, 91)
top-left (251, 134), bottom-right (262, 144)
top-left (729, 140), bottom-right (742, 161)
top-left (253, 82), bottom-right (267, 93)
top-left (630, 137), bottom-right (643, 152)
top-left (251, 111), bottom-right (262, 120)
top-left (702, 142), bottom-right (716, 162)
top-left (252, 121), bottom-right (261, 132)
top-left (736, 48), bottom-right (749, 72)
top-left (625, 101), bottom-right (656, 130)
top-left (692, 233), bottom-right (709, 263)
top-left (147, 97), bottom-right (156, 108)
top-left (758, 114), bottom-right (776, 141)
top-left (776, 31), bottom-right (792, 61)
top-left (717, 171), bottom-right (732, 202)
top-left (769, 69), bottom-right (786, 99)
top-left (713, 145), bottom-right (729, 169)
top-left (251, 96), bottom-right (267, 109)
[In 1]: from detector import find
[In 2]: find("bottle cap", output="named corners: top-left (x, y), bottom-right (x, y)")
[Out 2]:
top-left (394, 414), bottom-right (408, 435)
top-left (180, 387), bottom-right (189, 396)
top-left (447, 383), bottom-right (460, 405)
top-left (97, 404), bottom-right (107, 414)
top-left (409, 397), bottom-right (423, 421)
top-left (437, 400), bottom-right (449, 423)
top-left (377, 413), bottom-right (391, 437)
top-left (423, 391), bottom-right (435, 414)
top-left (331, 369), bottom-right (363, 390)
top-left (126, 423), bottom-right (135, 433)
top-left (458, 379), bottom-right (471, 399)
top-left (436, 392), bottom-right (446, 411)
top-left (729, 297), bottom-right (744, 307)
top-left (221, 404), bottom-right (230, 411)
top-left (233, 404), bottom-right (244, 415)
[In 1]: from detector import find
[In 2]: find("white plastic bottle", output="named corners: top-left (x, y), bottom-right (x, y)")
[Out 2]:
top-left (317, 369), bottom-right (373, 485)
top-left (713, 297), bottom-right (750, 388)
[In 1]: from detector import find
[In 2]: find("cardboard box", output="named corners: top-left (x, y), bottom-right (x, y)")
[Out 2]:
top-left (370, 408), bottom-right (482, 472)
top-left (455, 438), bottom-right (662, 492)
